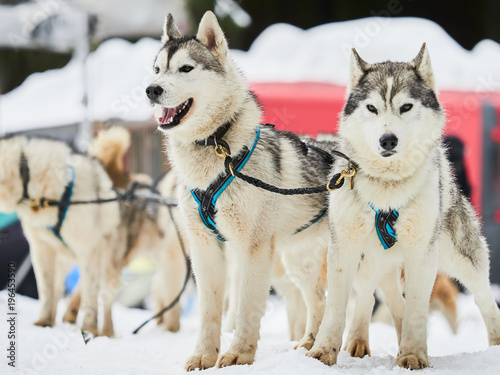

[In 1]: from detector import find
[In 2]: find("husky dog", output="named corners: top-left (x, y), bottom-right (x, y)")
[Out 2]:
top-left (66, 127), bottom-right (188, 333)
top-left (148, 11), bottom-right (341, 369)
top-left (307, 44), bottom-right (500, 369)
top-left (0, 135), bottom-right (120, 336)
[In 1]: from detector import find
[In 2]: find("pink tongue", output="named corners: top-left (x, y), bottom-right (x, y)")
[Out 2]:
top-left (160, 107), bottom-right (177, 123)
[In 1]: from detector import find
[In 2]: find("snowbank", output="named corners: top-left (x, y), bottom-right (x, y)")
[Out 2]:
top-left (0, 37), bottom-right (160, 133)
top-left (1, 17), bottom-right (499, 133)
top-left (231, 17), bottom-right (500, 92)
top-left (1, 290), bottom-right (499, 374)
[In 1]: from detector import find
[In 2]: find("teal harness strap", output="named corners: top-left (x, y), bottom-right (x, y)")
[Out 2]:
top-left (369, 203), bottom-right (399, 250)
top-left (47, 166), bottom-right (76, 246)
top-left (191, 126), bottom-right (260, 241)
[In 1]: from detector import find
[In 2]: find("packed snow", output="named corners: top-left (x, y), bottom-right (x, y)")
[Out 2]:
top-left (1, 17), bottom-right (500, 134)
top-left (1, 289), bottom-right (500, 374)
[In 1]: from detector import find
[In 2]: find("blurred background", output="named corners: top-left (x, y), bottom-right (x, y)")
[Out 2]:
top-left (0, 0), bottom-right (499, 302)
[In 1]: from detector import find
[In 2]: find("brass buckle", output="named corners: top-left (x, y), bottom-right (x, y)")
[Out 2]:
top-left (214, 144), bottom-right (229, 158)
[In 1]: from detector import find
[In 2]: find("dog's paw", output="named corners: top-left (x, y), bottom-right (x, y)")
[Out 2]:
top-left (100, 327), bottom-right (114, 338)
top-left (162, 319), bottom-right (180, 333)
top-left (62, 308), bottom-right (78, 324)
top-left (489, 337), bottom-right (500, 346)
top-left (80, 324), bottom-right (98, 337)
top-left (306, 346), bottom-right (338, 366)
top-left (344, 339), bottom-right (371, 358)
top-left (395, 352), bottom-right (429, 370)
top-left (34, 319), bottom-right (54, 327)
top-left (185, 352), bottom-right (218, 371)
top-left (216, 351), bottom-right (255, 367)
top-left (294, 333), bottom-right (315, 351)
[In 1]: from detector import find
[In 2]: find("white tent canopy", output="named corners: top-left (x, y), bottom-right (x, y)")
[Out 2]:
top-left (1, 17), bottom-right (499, 134)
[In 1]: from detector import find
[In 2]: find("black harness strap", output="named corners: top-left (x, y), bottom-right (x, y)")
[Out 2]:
top-left (191, 143), bottom-right (254, 242)
top-left (48, 168), bottom-right (75, 244)
top-left (20, 153), bottom-right (30, 200)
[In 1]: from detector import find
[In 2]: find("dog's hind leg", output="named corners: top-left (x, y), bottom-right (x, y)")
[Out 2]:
top-left (439, 235), bottom-right (500, 346)
top-left (63, 285), bottom-right (81, 324)
top-left (378, 267), bottom-right (405, 347)
top-left (185, 237), bottom-right (226, 371)
top-left (157, 232), bottom-right (186, 333)
top-left (216, 239), bottom-right (273, 367)
top-left (100, 263), bottom-right (122, 337)
top-left (75, 244), bottom-right (101, 336)
top-left (271, 256), bottom-right (306, 341)
top-left (282, 243), bottom-right (326, 350)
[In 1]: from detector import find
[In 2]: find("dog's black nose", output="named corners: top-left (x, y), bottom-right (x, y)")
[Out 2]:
top-left (146, 85), bottom-right (163, 100)
top-left (379, 133), bottom-right (398, 151)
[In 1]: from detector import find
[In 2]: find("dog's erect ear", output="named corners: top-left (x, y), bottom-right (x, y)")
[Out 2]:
top-left (196, 11), bottom-right (228, 60)
top-left (161, 13), bottom-right (182, 44)
top-left (348, 48), bottom-right (371, 91)
top-left (411, 43), bottom-right (435, 90)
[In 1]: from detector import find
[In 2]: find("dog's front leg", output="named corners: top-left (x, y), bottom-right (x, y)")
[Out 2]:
top-left (307, 236), bottom-right (363, 366)
top-left (216, 239), bottom-right (273, 367)
top-left (29, 238), bottom-right (58, 327)
top-left (185, 236), bottom-right (226, 371)
top-left (395, 242), bottom-right (438, 369)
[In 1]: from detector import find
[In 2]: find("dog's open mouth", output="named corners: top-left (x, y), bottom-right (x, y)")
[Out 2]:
top-left (158, 98), bottom-right (193, 129)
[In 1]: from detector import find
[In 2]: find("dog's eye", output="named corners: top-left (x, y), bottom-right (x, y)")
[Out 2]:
top-left (366, 104), bottom-right (378, 114)
top-left (179, 65), bottom-right (194, 73)
top-left (154, 67), bottom-right (160, 74)
top-left (400, 103), bottom-right (413, 114)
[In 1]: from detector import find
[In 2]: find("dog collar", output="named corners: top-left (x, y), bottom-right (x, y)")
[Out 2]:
top-left (194, 114), bottom-right (238, 154)
top-left (369, 203), bottom-right (399, 250)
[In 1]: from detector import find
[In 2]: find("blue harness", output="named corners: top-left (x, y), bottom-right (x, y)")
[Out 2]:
top-left (191, 125), bottom-right (332, 241)
top-left (19, 153), bottom-right (75, 246)
top-left (191, 126), bottom-right (261, 241)
top-left (369, 203), bottom-right (399, 250)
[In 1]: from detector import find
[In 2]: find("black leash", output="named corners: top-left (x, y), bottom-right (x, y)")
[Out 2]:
top-left (225, 148), bottom-right (357, 194)
top-left (132, 204), bottom-right (191, 334)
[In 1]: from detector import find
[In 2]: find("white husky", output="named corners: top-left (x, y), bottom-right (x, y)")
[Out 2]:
top-left (307, 44), bottom-right (500, 369)
top-left (148, 11), bottom-right (340, 370)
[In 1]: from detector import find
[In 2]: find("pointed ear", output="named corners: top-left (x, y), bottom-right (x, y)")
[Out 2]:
top-left (348, 48), bottom-right (371, 91)
top-left (410, 43), bottom-right (435, 90)
top-left (161, 13), bottom-right (182, 44)
top-left (196, 11), bottom-right (228, 60)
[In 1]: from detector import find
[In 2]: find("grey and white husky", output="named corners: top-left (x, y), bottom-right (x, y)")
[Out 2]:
top-left (147, 11), bottom-right (339, 370)
top-left (308, 44), bottom-right (500, 369)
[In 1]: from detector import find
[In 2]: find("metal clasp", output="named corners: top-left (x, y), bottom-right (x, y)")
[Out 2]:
top-left (214, 144), bottom-right (229, 158)
top-left (327, 166), bottom-right (356, 191)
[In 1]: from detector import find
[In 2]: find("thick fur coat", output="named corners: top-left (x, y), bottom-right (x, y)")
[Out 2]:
top-left (307, 45), bottom-right (500, 369)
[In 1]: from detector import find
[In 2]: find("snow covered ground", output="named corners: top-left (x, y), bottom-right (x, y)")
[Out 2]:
top-left (1, 290), bottom-right (500, 375)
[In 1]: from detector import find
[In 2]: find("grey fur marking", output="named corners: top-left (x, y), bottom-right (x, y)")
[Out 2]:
top-left (344, 62), bottom-right (441, 116)
top-left (157, 36), bottom-right (225, 74)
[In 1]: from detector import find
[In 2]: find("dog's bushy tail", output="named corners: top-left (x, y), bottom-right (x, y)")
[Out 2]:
top-left (89, 127), bottom-right (131, 188)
